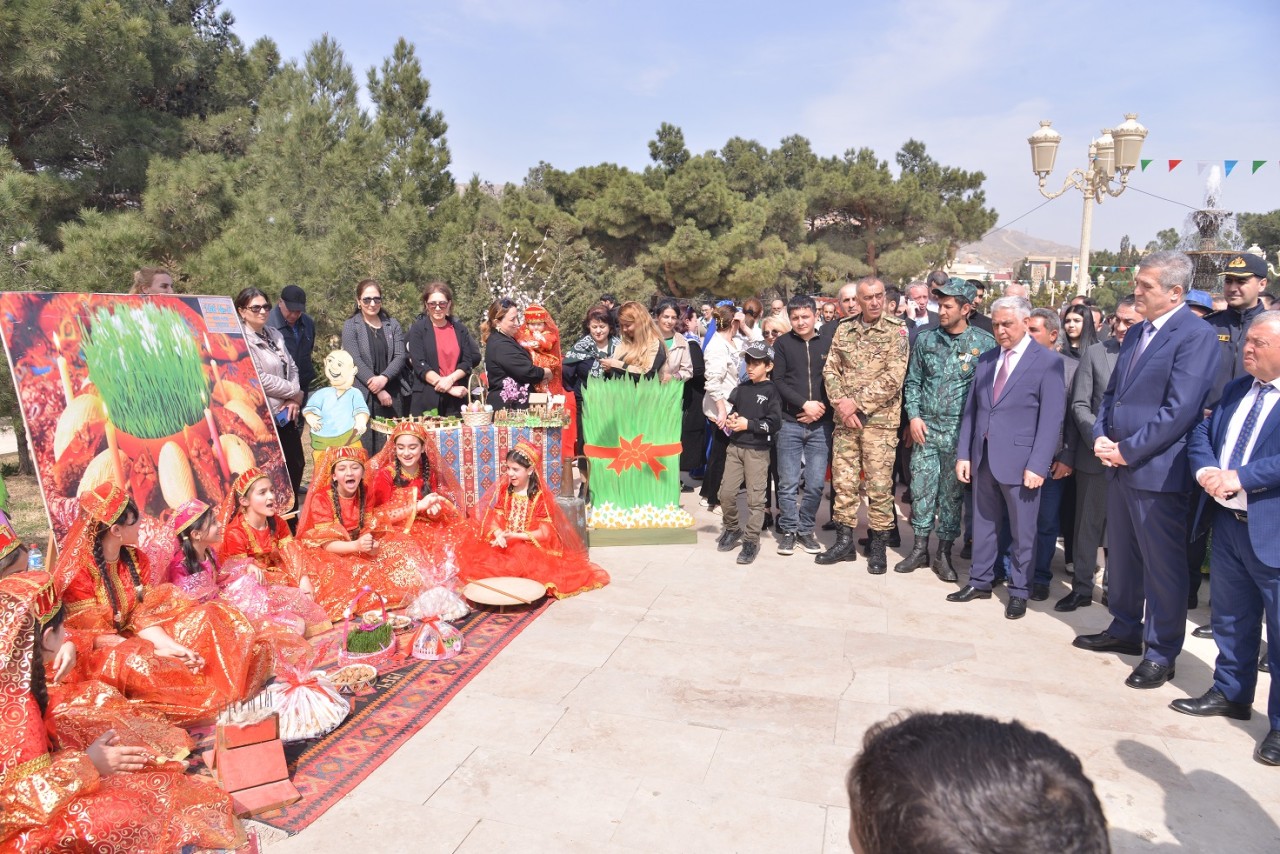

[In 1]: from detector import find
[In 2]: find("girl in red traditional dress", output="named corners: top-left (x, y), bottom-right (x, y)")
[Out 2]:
top-left (516, 304), bottom-right (578, 457)
top-left (170, 496), bottom-right (328, 638)
top-left (52, 483), bottom-right (274, 724)
top-left (457, 440), bottom-right (609, 598)
top-left (296, 445), bottom-right (431, 617)
top-left (368, 421), bottom-right (468, 585)
top-left (0, 571), bottom-right (244, 853)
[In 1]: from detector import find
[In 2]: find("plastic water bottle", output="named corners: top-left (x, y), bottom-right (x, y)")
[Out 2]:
top-left (27, 545), bottom-right (43, 571)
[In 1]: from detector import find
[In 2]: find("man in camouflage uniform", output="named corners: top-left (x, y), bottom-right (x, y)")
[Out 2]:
top-left (816, 277), bottom-right (910, 572)
top-left (895, 279), bottom-right (997, 581)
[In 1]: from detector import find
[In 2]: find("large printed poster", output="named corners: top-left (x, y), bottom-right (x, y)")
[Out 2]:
top-left (0, 292), bottom-right (294, 545)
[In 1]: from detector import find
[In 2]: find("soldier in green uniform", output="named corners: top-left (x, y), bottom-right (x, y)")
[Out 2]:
top-left (817, 277), bottom-right (910, 572)
top-left (896, 279), bottom-right (998, 580)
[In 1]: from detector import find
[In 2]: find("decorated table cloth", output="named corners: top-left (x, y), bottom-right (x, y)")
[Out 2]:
top-left (428, 425), bottom-right (562, 514)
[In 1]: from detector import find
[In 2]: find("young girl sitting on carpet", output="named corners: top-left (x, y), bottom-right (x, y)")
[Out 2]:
top-left (368, 421), bottom-right (467, 582)
top-left (53, 483), bottom-right (274, 724)
top-left (297, 445), bottom-right (432, 617)
top-left (171, 498), bottom-right (327, 639)
top-left (0, 571), bottom-right (244, 853)
top-left (457, 441), bottom-right (609, 598)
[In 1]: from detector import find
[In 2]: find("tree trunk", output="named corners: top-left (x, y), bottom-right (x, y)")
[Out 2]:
top-left (14, 418), bottom-right (33, 476)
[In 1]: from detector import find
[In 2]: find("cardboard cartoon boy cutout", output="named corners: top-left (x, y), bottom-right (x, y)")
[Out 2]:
top-left (302, 350), bottom-right (369, 466)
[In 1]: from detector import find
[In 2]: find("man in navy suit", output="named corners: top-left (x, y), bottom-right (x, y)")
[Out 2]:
top-left (1171, 311), bottom-right (1280, 765)
top-left (1074, 252), bottom-right (1221, 689)
top-left (950, 296), bottom-right (1065, 619)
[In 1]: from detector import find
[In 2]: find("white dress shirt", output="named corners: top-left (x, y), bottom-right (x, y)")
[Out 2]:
top-left (993, 331), bottom-right (1033, 392)
top-left (1196, 377), bottom-right (1280, 510)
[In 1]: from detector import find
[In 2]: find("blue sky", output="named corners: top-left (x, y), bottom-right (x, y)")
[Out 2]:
top-left (227, 0), bottom-right (1280, 255)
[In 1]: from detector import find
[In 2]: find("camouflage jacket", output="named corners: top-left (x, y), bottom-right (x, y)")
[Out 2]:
top-left (823, 313), bottom-right (909, 427)
top-left (902, 324), bottom-right (998, 427)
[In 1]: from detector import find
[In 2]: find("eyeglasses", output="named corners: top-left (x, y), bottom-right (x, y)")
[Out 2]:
top-left (361, 296), bottom-right (383, 305)
top-left (427, 300), bottom-right (449, 309)
top-left (244, 304), bottom-right (270, 313)
top-left (763, 330), bottom-right (782, 338)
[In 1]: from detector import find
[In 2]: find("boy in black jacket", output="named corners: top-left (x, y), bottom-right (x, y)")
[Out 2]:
top-left (717, 342), bottom-right (783, 564)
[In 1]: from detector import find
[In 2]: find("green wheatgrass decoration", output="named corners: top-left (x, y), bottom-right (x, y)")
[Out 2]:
top-left (80, 304), bottom-right (207, 439)
top-left (582, 376), bottom-right (683, 513)
top-left (346, 621), bottom-right (392, 654)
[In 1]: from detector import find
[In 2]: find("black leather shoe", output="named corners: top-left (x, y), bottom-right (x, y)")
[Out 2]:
top-left (946, 585), bottom-right (992, 603)
top-left (1187, 593), bottom-right (1199, 610)
top-left (1255, 730), bottom-right (1280, 766)
top-left (1261, 653), bottom-right (1271, 674)
top-left (991, 573), bottom-right (1008, 587)
top-left (931, 539), bottom-right (958, 582)
top-left (1192, 624), bottom-right (1213, 639)
top-left (1073, 632), bottom-right (1143, 655)
top-left (1055, 592), bottom-right (1092, 612)
top-left (815, 524), bottom-right (857, 565)
top-left (959, 539), bottom-right (973, 560)
top-left (1125, 659), bottom-right (1175, 689)
top-left (1030, 584), bottom-right (1050, 602)
top-left (716, 529), bottom-right (743, 552)
top-left (1005, 597), bottom-right (1027, 620)
top-left (1169, 688), bottom-right (1251, 721)
top-left (894, 535), bottom-right (930, 573)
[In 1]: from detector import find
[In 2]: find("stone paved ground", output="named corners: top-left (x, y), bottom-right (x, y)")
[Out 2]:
top-left (266, 494), bottom-right (1280, 853)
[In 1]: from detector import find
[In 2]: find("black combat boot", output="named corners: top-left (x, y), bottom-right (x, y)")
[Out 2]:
top-left (815, 524), bottom-right (858, 565)
top-left (859, 521), bottom-right (902, 556)
top-left (932, 539), bottom-right (958, 582)
top-left (894, 535), bottom-right (931, 573)
top-left (867, 529), bottom-right (891, 575)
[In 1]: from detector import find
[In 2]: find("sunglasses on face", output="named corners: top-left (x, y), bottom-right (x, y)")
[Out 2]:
top-left (427, 300), bottom-right (449, 309)
top-left (361, 296), bottom-right (383, 305)
top-left (744, 308), bottom-right (758, 317)
top-left (763, 329), bottom-right (782, 338)
top-left (244, 304), bottom-right (270, 313)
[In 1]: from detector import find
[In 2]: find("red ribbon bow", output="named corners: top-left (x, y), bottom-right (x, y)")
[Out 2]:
top-left (584, 434), bottom-right (682, 479)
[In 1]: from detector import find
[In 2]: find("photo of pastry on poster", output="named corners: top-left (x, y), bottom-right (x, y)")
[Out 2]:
top-left (0, 292), bottom-right (293, 546)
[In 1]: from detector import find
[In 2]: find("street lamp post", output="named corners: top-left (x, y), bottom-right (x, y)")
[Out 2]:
top-left (1027, 114), bottom-right (1148, 296)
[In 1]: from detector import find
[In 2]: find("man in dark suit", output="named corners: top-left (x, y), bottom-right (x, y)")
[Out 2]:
top-left (964, 279), bottom-right (994, 334)
top-left (949, 296), bottom-right (1065, 619)
top-left (1057, 297), bottom-right (1141, 612)
top-left (1074, 252), bottom-right (1221, 689)
top-left (907, 280), bottom-right (941, 330)
top-left (1171, 311), bottom-right (1280, 765)
top-left (1026, 309), bottom-right (1076, 602)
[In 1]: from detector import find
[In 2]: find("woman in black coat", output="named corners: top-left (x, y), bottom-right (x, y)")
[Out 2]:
top-left (407, 282), bottom-right (482, 417)
top-left (341, 279), bottom-right (406, 453)
top-left (483, 299), bottom-right (546, 410)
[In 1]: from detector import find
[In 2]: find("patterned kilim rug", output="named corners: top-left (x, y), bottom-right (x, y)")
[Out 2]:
top-left (246, 600), bottom-right (549, 836)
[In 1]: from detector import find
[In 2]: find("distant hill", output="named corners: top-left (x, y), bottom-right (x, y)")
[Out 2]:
top-left (955, 230), bottom-right (1078, 271)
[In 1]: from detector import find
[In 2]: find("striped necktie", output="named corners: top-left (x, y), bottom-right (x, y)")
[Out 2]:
top-left (1228, 383), bottom-right (1273, 470)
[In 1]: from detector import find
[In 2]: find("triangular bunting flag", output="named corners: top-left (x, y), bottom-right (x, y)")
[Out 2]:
top-left (1141, 159), bottom-right (1152, 171)
top-left (1196, 161), bottom-right (1210, 175)
top-left (1254, 160), bottom-right (1267, 174)
top-left (1225, 160), bottom-right (1238, 176)
top-left (1169, 160), bottom-right (1182, 171)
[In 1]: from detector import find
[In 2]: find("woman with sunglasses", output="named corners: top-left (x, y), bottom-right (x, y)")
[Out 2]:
top-left (407, 282), bottom-right (482, 418)
top-left (341, 279), bottom-right (407, 453)
top-left (236, 287), bottom-right (305, 506)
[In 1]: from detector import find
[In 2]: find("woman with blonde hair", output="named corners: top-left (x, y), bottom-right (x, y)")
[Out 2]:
top-left (601, 301), bottom-right (667, 379)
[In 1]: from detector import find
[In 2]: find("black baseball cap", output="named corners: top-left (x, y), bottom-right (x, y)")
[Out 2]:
top-left (743, 341), bottom-right (774, 362)
top-left (280, 284), bottom-right (307, 310)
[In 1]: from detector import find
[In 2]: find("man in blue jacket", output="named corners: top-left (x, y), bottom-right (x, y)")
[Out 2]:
top-left (1074, 252), bottom-right (1221, 689)
top-left (1172, 311), bottom-right (1280, 765)
top-left (949, 296), bottom-right (1064, 620)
